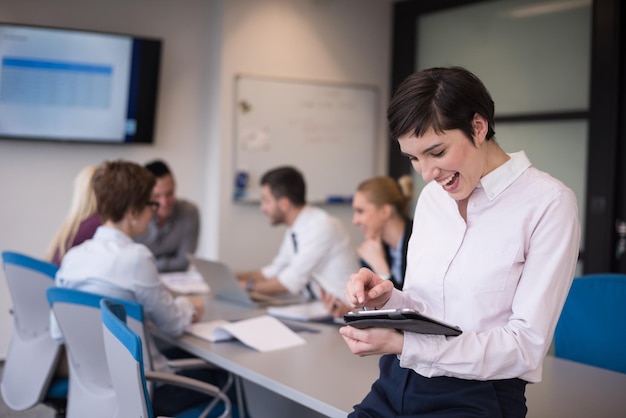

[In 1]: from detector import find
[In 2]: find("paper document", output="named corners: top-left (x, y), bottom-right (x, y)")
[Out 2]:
top-left (186, 315), bottom-right (306, 352)
top-left (160, 270), bottom-right (210, 294)
top-left (267, 301), bottom-right (332, 322)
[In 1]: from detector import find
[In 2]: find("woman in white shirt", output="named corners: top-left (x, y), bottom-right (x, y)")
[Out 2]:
top-left (54, 160), bottom-right (219, 416)
top-left (340, 67), bottom-right (580, 417)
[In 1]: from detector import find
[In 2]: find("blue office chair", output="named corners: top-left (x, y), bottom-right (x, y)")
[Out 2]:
top-left (47, 287), bottom-right (146, 417)
top-left (53, 277), bottom-right (227, 397)
top-left (554, 273), bottom-right (626, 374)
top-left (0, 251), bottom-right (67, 416)
top-left (100, 299), bottom-right (232, 418)
top-left (48, 287), bottom-right (234, 417)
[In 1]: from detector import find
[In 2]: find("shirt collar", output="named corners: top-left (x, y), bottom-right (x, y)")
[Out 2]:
top-left (479, 151), bottom-right (531, 201)
top-left (288, 205), bottom-right (311, 233)
top-left (93, 225), bottom-right (134, 243)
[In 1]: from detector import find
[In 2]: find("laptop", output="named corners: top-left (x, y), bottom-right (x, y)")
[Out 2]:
top-left (189, 255), bottom-right (305, 308)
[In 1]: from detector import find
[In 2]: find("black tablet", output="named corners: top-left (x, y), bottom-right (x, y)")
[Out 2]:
top-left (343, 308), bottom-right (462, 336)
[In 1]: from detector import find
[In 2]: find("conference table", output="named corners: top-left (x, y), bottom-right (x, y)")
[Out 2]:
top-left (156, 298), bottom-right (626, 418)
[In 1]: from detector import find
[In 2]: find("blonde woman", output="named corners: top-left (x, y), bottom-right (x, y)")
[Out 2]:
top-left (46, 166), bottom-right (101, 265)
top-left (351, 176), bottom-right (413, 290)
top-left (321, 176), bottom-right (413, 318)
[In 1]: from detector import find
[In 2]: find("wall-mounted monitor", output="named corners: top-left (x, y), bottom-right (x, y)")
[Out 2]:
top-left (0, 23), bottom-right (161, 144)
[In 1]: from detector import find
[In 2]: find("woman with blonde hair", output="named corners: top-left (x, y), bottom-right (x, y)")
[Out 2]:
top-left (321, 175), bottom-right (413, 317)
top-left (351, 176), bottom-right (413, 289)
top-left (46, 165), bottom-right (101, 265)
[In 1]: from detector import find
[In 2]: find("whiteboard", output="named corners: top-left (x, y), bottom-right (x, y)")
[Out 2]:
top-left (234, 75), bottom-right (378, 203)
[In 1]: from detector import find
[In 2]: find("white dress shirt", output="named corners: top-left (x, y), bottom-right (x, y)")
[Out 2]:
top-left (261, 205), bottom-right (359, 301)
top-left (385, 151), bottom-right (580, 383)
top-left (52, 226), bottom-right (195, 373)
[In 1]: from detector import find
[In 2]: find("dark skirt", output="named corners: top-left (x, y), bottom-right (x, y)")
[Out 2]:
top-left (350, 354), bottom-right (527, 418)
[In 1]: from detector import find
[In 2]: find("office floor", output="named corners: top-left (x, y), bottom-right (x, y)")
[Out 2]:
top-left (0, 362), bottom-right (57, 418)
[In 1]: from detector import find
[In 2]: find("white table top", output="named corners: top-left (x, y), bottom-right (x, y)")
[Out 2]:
top-left (158, 298), bottom-right (626, 418)
top-left (526, 354), bottom-right (626, 418)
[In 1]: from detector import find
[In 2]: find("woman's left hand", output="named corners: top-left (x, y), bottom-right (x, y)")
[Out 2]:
top-left (339, 325), bottom-right (404, 356)
top-left (357, 236), bottom-right (388, 275)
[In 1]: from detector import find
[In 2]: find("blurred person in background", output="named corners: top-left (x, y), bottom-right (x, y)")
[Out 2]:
top-left (135, 159), bottom-right (200, 272)
top-left (46, 165), bottom-right (101, 266)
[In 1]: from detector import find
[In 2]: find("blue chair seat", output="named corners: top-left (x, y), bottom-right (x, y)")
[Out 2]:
top-left (554, 273), bottom-right (626, 374)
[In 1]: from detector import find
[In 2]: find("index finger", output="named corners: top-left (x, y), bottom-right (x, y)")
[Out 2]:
top-left (344, 267), bottom-right (378, 307)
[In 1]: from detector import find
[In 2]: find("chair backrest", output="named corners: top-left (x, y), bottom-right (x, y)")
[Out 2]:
top-left (58, 277), bottom-right (153, 372)
top-left (101, 299), bottom-right (153, 418)
top-left (47, 287), bottom-right (145, 418)
top-left (554, 273), bottom-right (626, 374)
top-left (0, 251), bottom-right (65, 411)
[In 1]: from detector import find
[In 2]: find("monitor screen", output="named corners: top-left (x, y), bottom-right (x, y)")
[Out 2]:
top-left (0, 23), bottom-right (161, 144)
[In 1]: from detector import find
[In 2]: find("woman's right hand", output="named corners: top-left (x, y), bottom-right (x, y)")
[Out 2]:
top-left (344, 267), bottom-right (394, 309)
top-left (187, 296), bottom-right (205, 322)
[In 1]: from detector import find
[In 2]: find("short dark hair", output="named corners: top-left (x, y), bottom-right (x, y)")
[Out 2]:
top-left (387, 66), bottom-right (496, 144)
top-left (260, 166), bottom-right (306, 207)
top-left (144, 160), bottom-right (172, 178)
top-left (93, 160), bottom-right (155, 223)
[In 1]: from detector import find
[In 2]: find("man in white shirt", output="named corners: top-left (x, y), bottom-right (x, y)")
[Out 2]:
top-left (237, 166), bottom-right (359, 304)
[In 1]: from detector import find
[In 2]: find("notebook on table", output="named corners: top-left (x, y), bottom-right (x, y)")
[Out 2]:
top-left (188, 255), bottom-right (304, 308)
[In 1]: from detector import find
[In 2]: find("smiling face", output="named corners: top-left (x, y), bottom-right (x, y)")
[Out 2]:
top-left (352, 191), bottom-right (387, 239)
top-left (151, 174), bottom-right (176, 222)
top-left (398, 116), bottom-right (490, 203)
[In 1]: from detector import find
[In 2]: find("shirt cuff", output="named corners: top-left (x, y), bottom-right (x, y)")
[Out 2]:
top-left (260, 265), bottom-right (275, 279)
top-left (174, 295), bottom-right (196, 324)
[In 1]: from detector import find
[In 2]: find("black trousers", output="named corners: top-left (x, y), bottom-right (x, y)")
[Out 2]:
top-left (350, 354), bottom-right (527, 418)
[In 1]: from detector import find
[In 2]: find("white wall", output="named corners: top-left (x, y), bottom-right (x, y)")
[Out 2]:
top-left (0, 0), bottom-right (392, 357)
top-left (215, 0), bottom-right (392, 269)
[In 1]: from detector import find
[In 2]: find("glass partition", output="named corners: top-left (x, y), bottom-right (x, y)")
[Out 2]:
top-left (409, 0), bottom-right (591, 256)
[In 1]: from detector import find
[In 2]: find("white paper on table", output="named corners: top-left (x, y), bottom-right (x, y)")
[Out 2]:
top-left (160, 270), bottom-right (210, 294)
top-left (186, 315), bottom-right (306, 352)
top-left (267, 300), bottom-right (332, 321)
